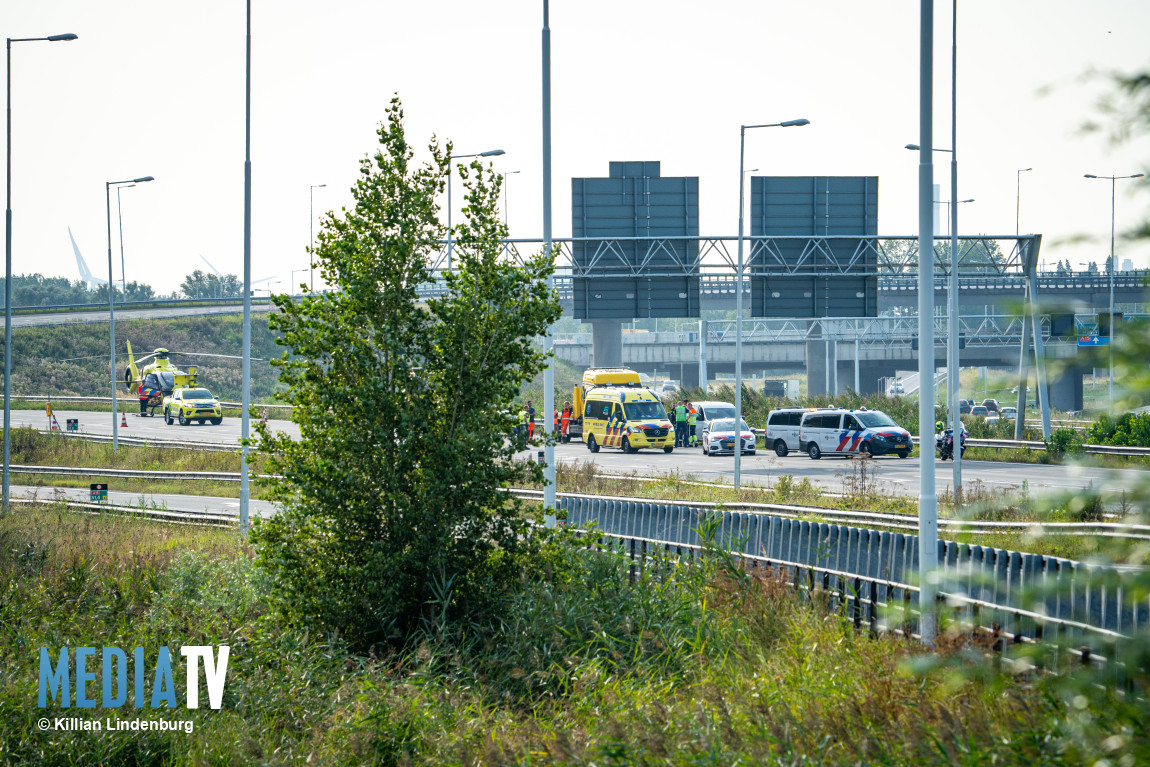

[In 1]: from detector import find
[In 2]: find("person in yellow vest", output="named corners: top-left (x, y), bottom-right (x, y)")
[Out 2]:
top-left (687, 405), bottom-right (698, 447)
top-left (515, 406), bottom-right (528, 447)
top-left (674, 400), bottom-right (688, 447)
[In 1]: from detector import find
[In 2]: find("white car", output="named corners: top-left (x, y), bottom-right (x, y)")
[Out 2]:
top-left (661, 380), bottom-right (679, 395)
top-left (888, 380), bottom-right (905, 395)
top-left (1000, 406), bottom-right (1018, 420)
top-left (702, 418), bottom-right (756, 456)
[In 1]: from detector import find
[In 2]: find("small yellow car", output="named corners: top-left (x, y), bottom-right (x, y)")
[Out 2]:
top-left (163, 387), bottom-right (224, 426)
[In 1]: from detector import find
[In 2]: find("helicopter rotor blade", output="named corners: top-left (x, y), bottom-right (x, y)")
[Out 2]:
top-left (165, 351), bottom-right (264, 361)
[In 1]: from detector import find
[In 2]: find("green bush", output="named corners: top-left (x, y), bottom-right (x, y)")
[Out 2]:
top-left (1045, 426), bottom-right (1086, 458)
top-left (1085, 412), bottom-right (1150, 447)
top-left (253, 99), bottom-right (561, 651)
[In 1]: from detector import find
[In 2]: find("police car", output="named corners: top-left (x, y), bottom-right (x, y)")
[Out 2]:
top-left (701, 418), bottom-right (756, 456)
top-left (798, 407), bottom-right (911, 459)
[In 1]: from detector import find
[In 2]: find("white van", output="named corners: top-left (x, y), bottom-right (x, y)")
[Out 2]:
top-left (689, 400), bottom-right (736, 444)
top-left (764, 407), bottom-right (808, 456)
top-left (798, 408), bottom-right (912, 459)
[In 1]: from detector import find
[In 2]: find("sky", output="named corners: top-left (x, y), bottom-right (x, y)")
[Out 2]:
top-left (6, 1), bottom-right (1150, 295)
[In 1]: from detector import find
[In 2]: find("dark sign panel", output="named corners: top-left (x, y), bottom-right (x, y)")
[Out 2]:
top-left (749, 176), bottom-right (879, 318)
top-left (571, 161), bottom-right (699, 319)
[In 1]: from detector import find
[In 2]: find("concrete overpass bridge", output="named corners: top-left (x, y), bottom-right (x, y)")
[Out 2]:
top-left (551, 313), bottom-right (1132, 410)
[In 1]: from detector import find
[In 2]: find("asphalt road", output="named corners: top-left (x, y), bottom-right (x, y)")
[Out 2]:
top-left (513, 440), bottom-right (1141, 497)
top-left (11, 408), bottom-right (300, 446)
top-left (0, 303), bottom-right (266, 329)
top-left (11, 408), bottom-right (1138, 497)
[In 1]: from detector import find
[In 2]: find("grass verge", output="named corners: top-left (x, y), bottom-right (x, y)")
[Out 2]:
top-left (2, 504), bottom-right (1122, 765)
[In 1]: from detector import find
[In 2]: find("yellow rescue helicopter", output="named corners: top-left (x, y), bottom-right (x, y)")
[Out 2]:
top-left (123, 342), bottom-right (243, 417)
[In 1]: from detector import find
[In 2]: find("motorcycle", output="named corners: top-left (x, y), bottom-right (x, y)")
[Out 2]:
top-left (936, 428), bottom-right (966, 461)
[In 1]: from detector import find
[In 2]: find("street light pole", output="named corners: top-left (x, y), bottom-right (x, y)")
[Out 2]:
top-left (1015, 168), bottom-right (1032, 237)
top-left (917, 0), bottom-right (938, 645)
top-left (1084, 173), bottom-right (1142, 411)
top-left (241, 0), bottom-right (252, 535)
top-left (116, 184), bottom-right (135, 295)
top-left (4, 31), bottom-right (77, 513)
top-left (309, 183), bottom-right (325, 292)
top-left (948, 0), bottom-right (962, 502)
top-left (446, 148), bottom-right (505, 272)
top-left (106, 176), bottom-right (154, 453)
top-left (734, 118), bottom-right (809, 489)
top-left (542, 0), bottom-right (556, 527)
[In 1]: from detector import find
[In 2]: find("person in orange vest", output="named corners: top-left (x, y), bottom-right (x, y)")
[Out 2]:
top-left (560, 401), bottom-right (572, 443)
top-left (526, 400), bottom-right (536, 441)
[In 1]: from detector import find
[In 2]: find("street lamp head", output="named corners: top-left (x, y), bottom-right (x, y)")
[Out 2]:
top-left (905, 144), bottom-right (921, 151)
top-left (1020, 167), bottom-right (1032, 172)
top-left (1084, 174), bottom-right (1097, 179)
top-left (1134, 174), bottom-right (1145, 179)
top-left (779, 119), bottom-right (810, 127)
top-left (47, 33), bottom-right (78, 42)
top-left (479, 149), bottom-right (506, 157)
top-left (133, 176), bottom-right (155, 183)
top-left (960, 198), bottom-right (974, 203)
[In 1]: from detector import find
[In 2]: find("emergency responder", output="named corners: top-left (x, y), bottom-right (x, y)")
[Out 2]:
top-left (560, 401), bottom-right (572, 443)
top-left (526, 400), bottom-right (536, 441)
top-left (674, 400), bottom-right (688, 447)
top-left (138, 377), bottom-right (158, 416)
top-left (516, 406), bottom-right (528, 446)
top-left (687, 404), bottom-right (698, 447)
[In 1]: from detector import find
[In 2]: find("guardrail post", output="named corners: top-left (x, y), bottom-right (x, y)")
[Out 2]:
top-left (628, 538), bottom-right (636, 583)
top-left (852, 577), bottom-right (862, 629)
top-left (869, 580), bottom-right (879, 636)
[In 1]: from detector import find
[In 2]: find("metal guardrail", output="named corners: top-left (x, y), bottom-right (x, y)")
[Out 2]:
top-left (5, 296), bottom-right (273, 315)
top-left (593, 529), bottom-right (1120, 670)
top-left (908, 434), bottom-right (1150, 457)
top-left (34, 430), bottom-right (240, 452)
top-left (8, 464), bottom-right (275, 482)
top-left (554, 493), bottom-right (1149, 644)
top-left (9, 497), bottom-right (235, 527)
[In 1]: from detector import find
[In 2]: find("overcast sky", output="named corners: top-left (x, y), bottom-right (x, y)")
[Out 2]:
top-left (6, 1), bottom-right (1149, 295)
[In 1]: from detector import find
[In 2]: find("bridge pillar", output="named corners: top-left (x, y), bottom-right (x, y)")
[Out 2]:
top-left (806, 339), bottom-right (829, 396)
top-left (1048, 363), bottom-right (1085, 413)
top-left (591, 320), bottom-right (623, 368)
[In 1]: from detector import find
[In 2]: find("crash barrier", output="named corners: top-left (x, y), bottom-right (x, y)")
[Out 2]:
top-left (555, 494), bottom-right (1150, 645)
top-left (7, 497), bottom-right (234, 528)
top-left (6, 296), bottom-right (273, 315)
top-left (591, 529), bottom-right (1122, 673)
top-left (907, 434), bottom-right (1150, 457)
top-left (34, 430), bottom-right (240, 452)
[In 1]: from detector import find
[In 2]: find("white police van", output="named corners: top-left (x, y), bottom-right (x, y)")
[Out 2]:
top-left (798, 407), bottom-right (912, 460)
top-left (764, 407), bottom-right (809, 457)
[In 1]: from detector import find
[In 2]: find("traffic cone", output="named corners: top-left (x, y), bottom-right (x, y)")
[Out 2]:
top-left (260, 407), bottom-right (267, 427)
top-left (121, 410), bottom-right (128, 428)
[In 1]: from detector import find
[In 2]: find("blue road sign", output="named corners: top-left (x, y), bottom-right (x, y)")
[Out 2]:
top-left (1078, 335), bottom-right (1109, 347)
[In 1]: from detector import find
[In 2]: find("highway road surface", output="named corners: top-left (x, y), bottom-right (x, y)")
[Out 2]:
top-left (11, 408), bottom-right (300, 446)
top-left (11, 409), bottom-right (1138, 498)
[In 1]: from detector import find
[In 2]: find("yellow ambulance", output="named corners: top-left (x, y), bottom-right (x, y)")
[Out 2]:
top-left (580, 385), bottom-right (675, 454)
top-left (571, 367), bottom-right (642, 442)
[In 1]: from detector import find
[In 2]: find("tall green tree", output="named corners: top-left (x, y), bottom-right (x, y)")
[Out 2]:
top-left (252, 98), bottom-right (560, 649)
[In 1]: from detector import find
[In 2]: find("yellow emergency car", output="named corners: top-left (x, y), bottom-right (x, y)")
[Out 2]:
top-left (581, 385), bottom-right (674, 454)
